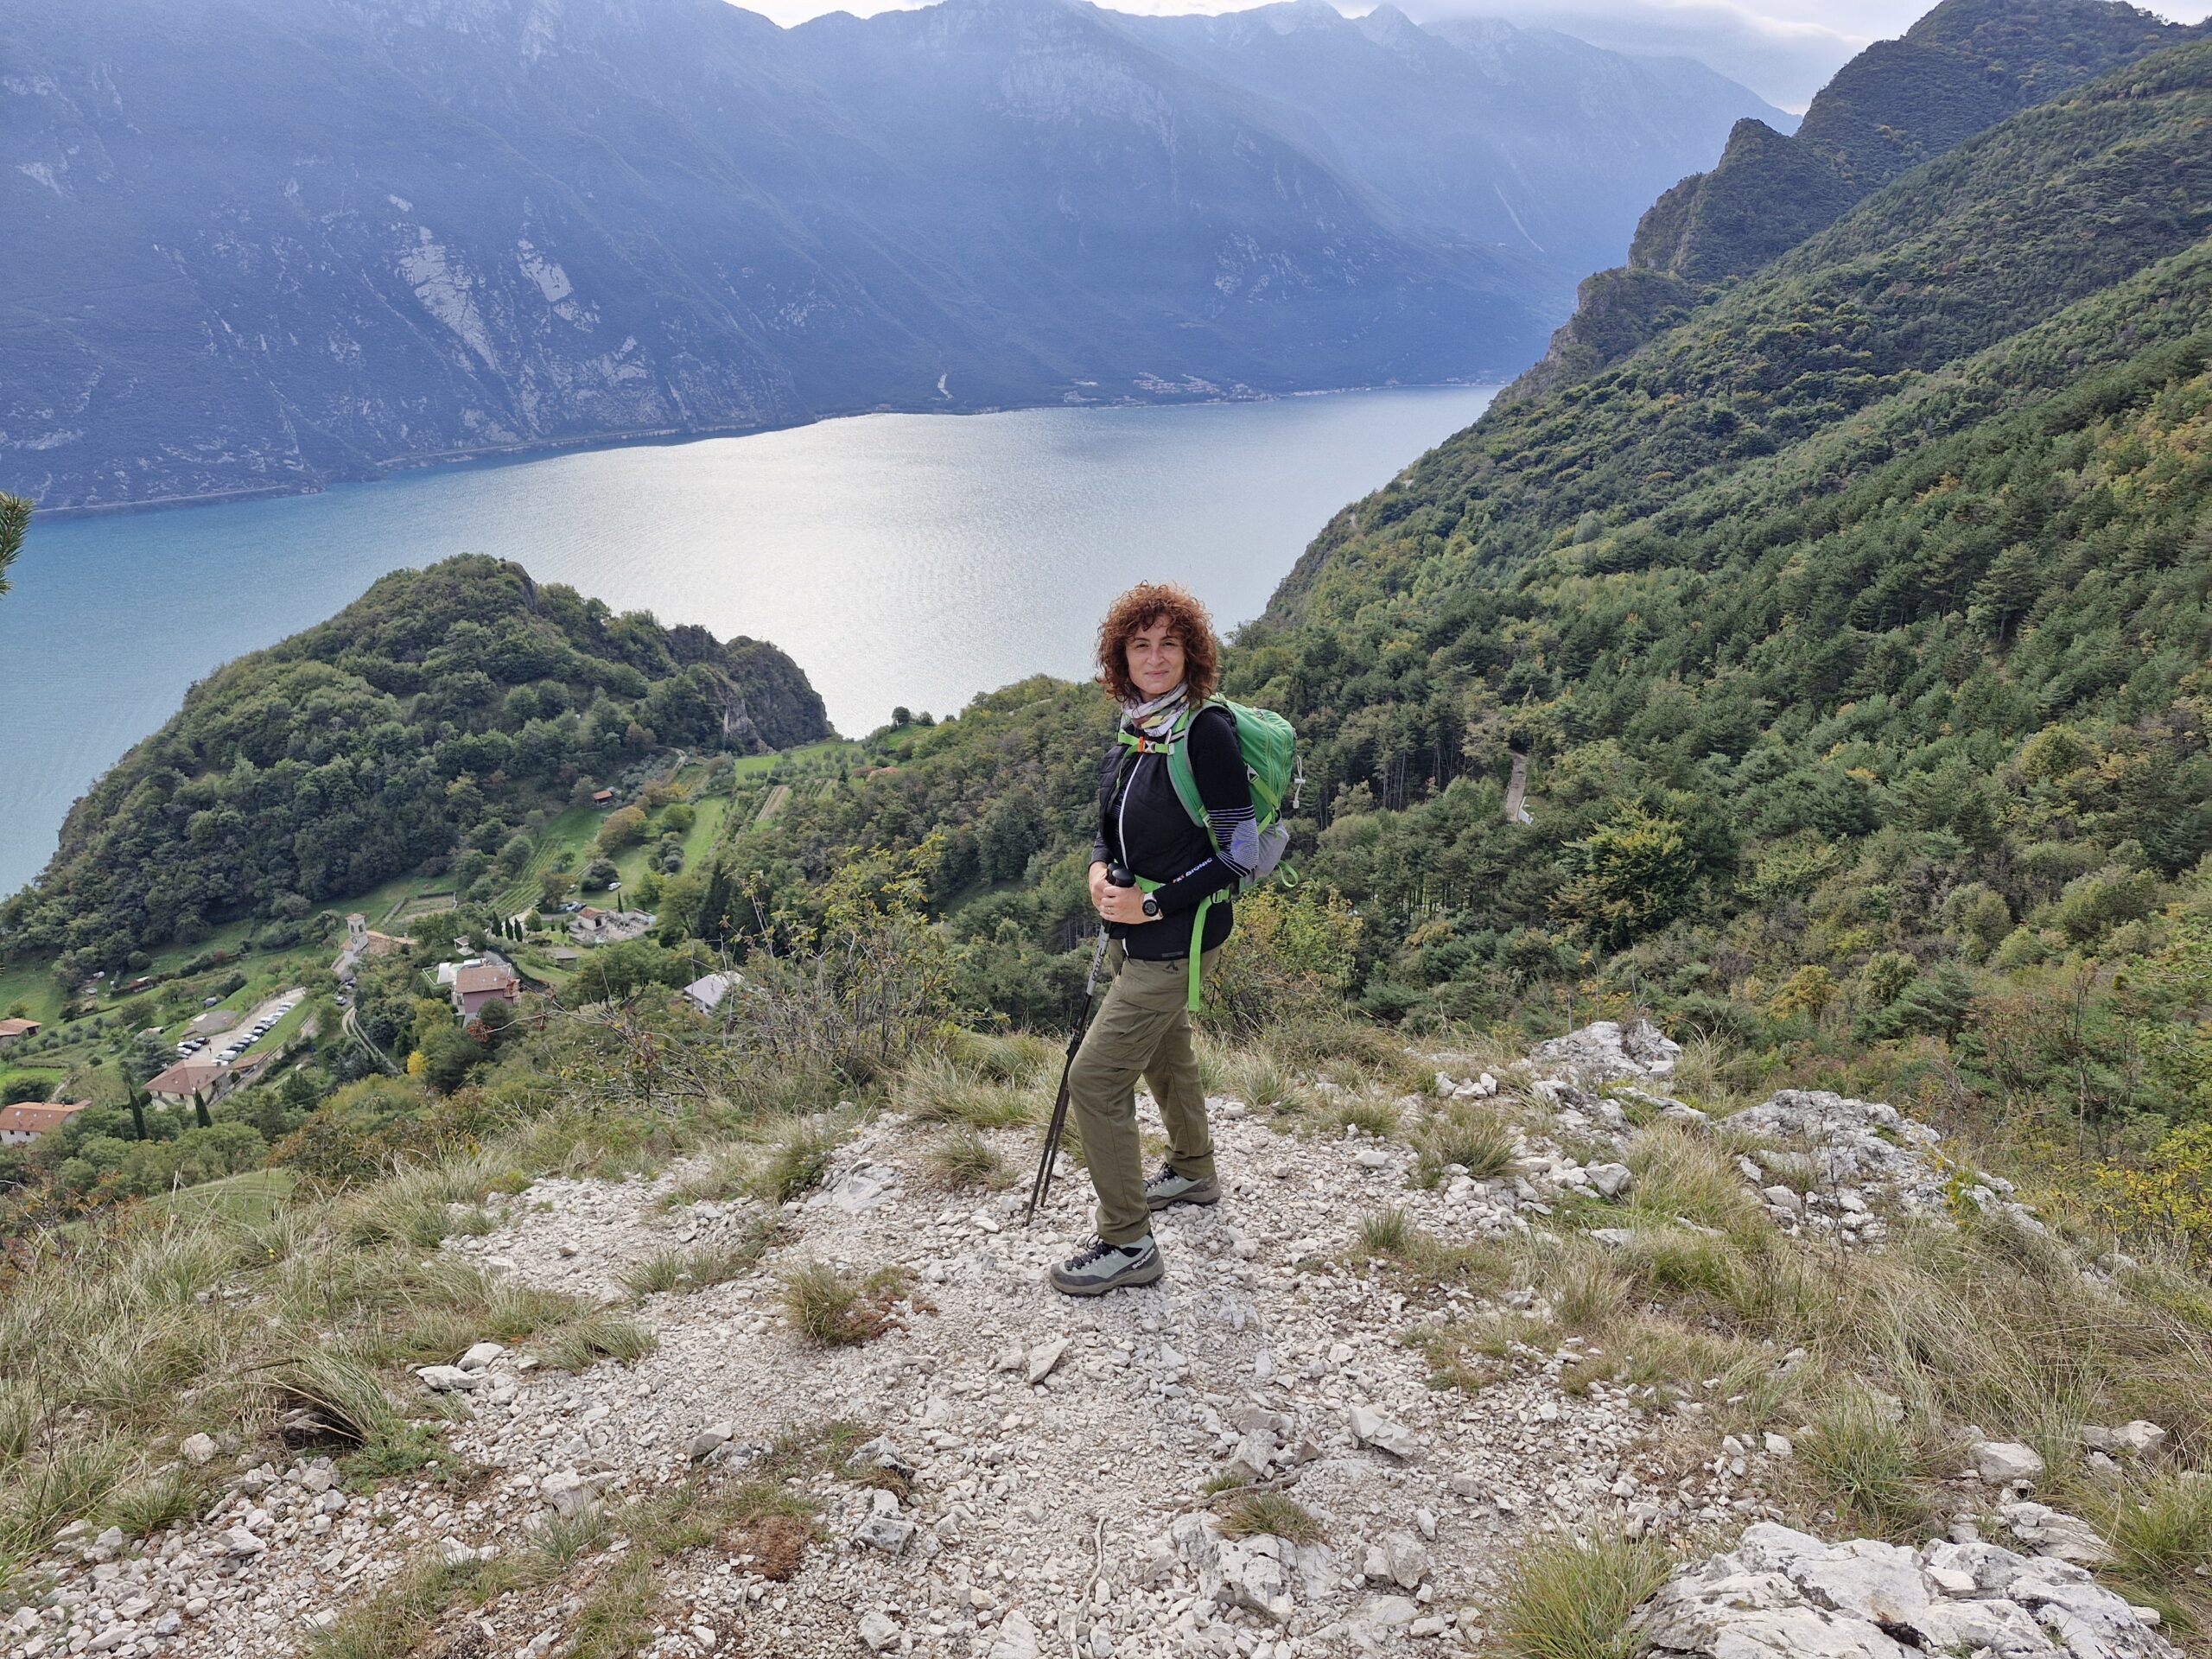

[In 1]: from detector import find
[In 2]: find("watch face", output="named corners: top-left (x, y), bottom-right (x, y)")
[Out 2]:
top-left (1142, 895), bottom-right (1160, 917)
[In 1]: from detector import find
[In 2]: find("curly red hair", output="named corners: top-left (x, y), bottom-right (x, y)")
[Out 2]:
top-left (1096, 582), bottom-right (1220, 704)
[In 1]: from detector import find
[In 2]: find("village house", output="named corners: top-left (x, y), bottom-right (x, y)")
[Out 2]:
top-left (591, 788), bottom-right (616, 806)
top-left (682, 972), bottom-right (741, 1016)
top-left (451, 962), bottom-right (522, 1020)
top-left (0, 1101), bottom-right (89, 1146)
top-left (0, 1018), bottom-right (41, 1047)
top-left (569, 907), bottom-right (656, 947)
top-left (145, 1056), bottom-right (239, 1112)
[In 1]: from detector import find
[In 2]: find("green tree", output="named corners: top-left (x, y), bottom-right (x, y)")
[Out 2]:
top-left (0, 493), bottom-right (26, 601)
top-left (1552, 799), bottom-right (1705, 950)
top-left (597, 804), bottom-right (648, 854)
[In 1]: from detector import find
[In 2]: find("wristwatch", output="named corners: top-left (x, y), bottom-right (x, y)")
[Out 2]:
top-left (1141, 893), bottom-right (1160, 918)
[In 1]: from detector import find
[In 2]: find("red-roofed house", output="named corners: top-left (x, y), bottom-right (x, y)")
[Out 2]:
top-left (452, 962), bottom-right (522, 1020)
top-left (0, 1018), bottom-right (40, 1047)
top-left (0, 1101), bottom-right (89, 1145)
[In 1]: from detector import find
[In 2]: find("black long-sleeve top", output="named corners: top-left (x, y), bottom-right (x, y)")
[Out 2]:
top-left (1090, 705), bottom-right (1255, 961)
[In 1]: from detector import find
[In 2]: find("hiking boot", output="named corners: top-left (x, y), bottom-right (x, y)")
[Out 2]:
top-left (1048, 1235), bottom-right (1163, 1297)
top-left (1145, 1164), bottom-right (1220, 1211)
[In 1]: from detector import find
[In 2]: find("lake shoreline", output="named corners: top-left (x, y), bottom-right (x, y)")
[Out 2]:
top-left (1, 386), bottom-right (1500, 894)
top-left (32, 379), bottom-right (1495, 521)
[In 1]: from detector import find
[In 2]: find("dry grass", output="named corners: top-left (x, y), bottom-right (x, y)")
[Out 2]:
top-left (1217, 1046), bottom-right (1306, 1120)
top-left (779, 1262), bottom-right (914, 1346)
top-left (1416, 1102), bottom-right (1517, 1181)
top-left (1492, 1529), bottom-right (1675, 1659)
top-left (925, 1127), bottom-right (1012, 1192)
top-left (1332, 1094), bottom-right (1402, 1141)
top-left (541, 1312), bottom-right (658, 1371)
top-left (745, 1120), bottom-right (839, 1204)
top-left (620, 1218), bottom-right (772, 1300)
top-left (0, 1186), bottom-right (582, 1578)
top-left (1791, 1389), bottom-right (1950, 1541)
top-left (892, 1050), bottom-right (1042, 1129)
top-left (1218, 1491), bottom-right (1324, 1544)
top-left (662, 1141), bottom-right (758, 1208)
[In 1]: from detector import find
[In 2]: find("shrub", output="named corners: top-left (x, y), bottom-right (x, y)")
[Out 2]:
top-left (1211, 885), bottom-right (1364, 1035)
top-left (1552, 798), bottom-right (1708, 949)
top-left (2093, 1123), bottom-right (2212, 1260)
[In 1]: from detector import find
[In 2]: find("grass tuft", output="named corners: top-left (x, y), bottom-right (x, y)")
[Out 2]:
top-left (542, 1312), bottom-right (658, 1371)
top-left (268, 1350), bottom-right (401, 1446)
top-left (99, 1466), bottom-right (208, 1538)
top-left (746, 1121), bottom-right (838, 1204)
top-left (1334, 1095), bottom-right (1402, 1140)
top-left (1493, 1528), bottom-right (1675, 1659)
top-left (620, 1238), bottom-right (762, 1300)
top-left (1794, 1389), bottom-right (1945, 1541)
top-left (926, 1126), bottom-right (1011, 1191)
top-left (893, 1050), bottom-right (1039, 1128)
top-left (1360, 1206), bottom-right (1414, 1255)
top-left (779, 1262), bottom-right (912, 1346)
top-left (1417, 1103), bottom-right (1516, 1181)
top-left (1218, 1491), bottom-right (1324, 1544)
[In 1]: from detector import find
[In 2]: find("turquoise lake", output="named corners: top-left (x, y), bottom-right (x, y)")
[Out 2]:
top-left (0, 385), bottom-right (1496, 895)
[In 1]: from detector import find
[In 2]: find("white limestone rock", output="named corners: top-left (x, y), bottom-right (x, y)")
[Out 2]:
top-left (1972, 1440), bottom-right (2046, 1485)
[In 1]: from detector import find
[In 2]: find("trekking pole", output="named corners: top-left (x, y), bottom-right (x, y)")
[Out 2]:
top-left (1027, 867), bottom-right (1130, 1224)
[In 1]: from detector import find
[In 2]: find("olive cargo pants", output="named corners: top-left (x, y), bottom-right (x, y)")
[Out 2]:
top-left (1067, 944), bottom-right (1219, 1247)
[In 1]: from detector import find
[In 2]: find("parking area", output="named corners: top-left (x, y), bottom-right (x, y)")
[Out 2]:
top-left (171, 987), bottom-right (305, 1065)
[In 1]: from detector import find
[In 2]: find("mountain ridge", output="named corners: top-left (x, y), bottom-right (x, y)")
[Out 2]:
top-left (0, 0), bottom-right (1778, 512)
top-left (1502, 0), bottom-right (2208, 406)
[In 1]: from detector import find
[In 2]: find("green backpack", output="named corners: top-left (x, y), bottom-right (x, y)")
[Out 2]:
top-left (1127, 696), bottom-right (1302, 1008)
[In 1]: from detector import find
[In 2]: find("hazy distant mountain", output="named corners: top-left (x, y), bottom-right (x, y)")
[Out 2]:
top-left (0, 0), bottom-right (1777, 512)
top-left (1111, 3), bottom-right (1792, 280)
top-left (1421, 0), bottom-right (1863, 111)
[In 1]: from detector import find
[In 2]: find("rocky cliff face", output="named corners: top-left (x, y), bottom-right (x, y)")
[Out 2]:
top-left (1, 0), bottom-right (1775, 512)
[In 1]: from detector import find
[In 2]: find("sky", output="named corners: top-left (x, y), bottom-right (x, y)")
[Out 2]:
top-left (734, 0), bottom-right (2212, 110)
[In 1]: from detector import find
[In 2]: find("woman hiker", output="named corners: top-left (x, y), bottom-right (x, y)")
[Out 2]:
top-left (1050, 582), bottom-right (1261, 1297)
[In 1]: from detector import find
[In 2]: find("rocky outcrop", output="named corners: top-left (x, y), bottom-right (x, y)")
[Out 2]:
top-left (1637, 1523), bottom-right (2177, 1659)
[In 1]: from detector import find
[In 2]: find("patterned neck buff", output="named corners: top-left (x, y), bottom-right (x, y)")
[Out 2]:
top-left (1122, 682), bottom-right (1190, 740)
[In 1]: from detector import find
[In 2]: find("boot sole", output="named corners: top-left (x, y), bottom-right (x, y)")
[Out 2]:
top-left (1146, 1184), bottom-right (1220, 1211)
top-left (1049, 1255), bottom-right (1165, 1297)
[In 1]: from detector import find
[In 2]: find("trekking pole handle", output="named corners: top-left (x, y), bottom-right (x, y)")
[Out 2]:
top-left (1106, 863), bottom-right (1135, 887)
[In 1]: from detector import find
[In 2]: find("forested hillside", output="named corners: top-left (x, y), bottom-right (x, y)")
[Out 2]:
top-left (705, 30), bottom-right (2212, 1165)
top-left (0, 557), bottom-right (827, 976)
top-left (1510, 0), bottom-right (2204, 400)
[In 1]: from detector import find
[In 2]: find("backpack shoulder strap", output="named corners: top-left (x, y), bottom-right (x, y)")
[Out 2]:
top-left (1161, 701), bottom-right (1221, 845)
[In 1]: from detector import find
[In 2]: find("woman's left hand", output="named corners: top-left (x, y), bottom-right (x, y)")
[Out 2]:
top-left (1097, 884), bottom-right (1157, 925)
